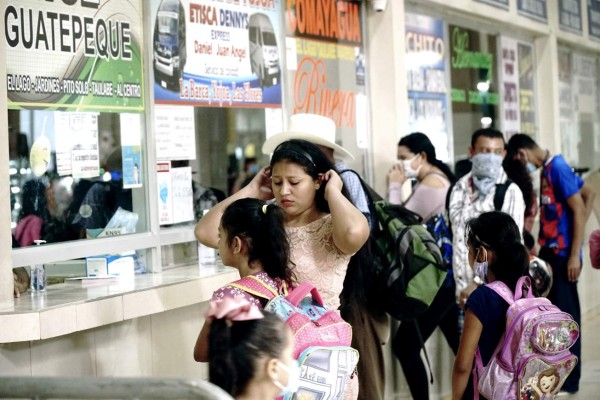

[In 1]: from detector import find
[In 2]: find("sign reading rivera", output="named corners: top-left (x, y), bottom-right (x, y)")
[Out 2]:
top-left (4, 0), bottom-right (144, 112)
top-left (151, 0), bottom-right (282, 108)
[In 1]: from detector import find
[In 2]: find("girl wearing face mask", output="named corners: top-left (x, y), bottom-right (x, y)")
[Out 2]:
top-left (452, 211), bottom-right (529, 399)
top-left (387, 132), bottom-right (456, 223)
top-left (206, 297), bottom-right (300, 399)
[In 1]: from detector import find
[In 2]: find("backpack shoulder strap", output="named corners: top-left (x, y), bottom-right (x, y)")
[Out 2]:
top-left (228, 275), bottom-right (278, 300)
top-left (485, 281), bottom-right (515, 305)
top-left (493, 179), bottom-right (513, 211)
top-left (444, 181), bottom-right (457, 213)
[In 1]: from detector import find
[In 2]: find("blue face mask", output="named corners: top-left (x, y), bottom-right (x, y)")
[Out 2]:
top-left (471, 153), bottom-right (503, 195)
top-left (526, 162), bottom-right (537, 173)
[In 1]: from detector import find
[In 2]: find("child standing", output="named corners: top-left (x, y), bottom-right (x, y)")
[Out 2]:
top-left (205, 297), bottom-right (299, 399)
top-left (194, 198), bottom-right (296, 363)
top-left (452, 211), bottom-right (529, 399)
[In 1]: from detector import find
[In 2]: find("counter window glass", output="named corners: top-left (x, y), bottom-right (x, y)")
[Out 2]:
top-left (9, 110), bottom-right (148, 248)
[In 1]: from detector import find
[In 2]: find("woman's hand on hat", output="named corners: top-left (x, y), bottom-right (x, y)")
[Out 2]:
top-left (247, 166), bottom-right (273, 200)
top-left (387, 162), bottom-right (406, 185)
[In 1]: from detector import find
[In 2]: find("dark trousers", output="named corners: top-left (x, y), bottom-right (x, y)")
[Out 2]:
top-left (539, 247), bottom-right (581, 393)
top-left (392, 282), bottom-right (460, 400)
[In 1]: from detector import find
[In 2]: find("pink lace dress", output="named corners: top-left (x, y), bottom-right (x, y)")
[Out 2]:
top-left (286, 214), bottom-right (358, 400)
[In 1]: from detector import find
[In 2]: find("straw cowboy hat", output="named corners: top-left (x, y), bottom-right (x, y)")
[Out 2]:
top-left (262, 114), bottom-right (354, 160)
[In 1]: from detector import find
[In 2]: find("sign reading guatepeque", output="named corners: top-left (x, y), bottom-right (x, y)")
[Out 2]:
top-left (4, 0), bottom-right (144, 112)
top-left (151, 0), bottom-right (282, 108)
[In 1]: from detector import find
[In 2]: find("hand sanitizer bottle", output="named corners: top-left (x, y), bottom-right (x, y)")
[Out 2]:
top-left (30, 240), bottom-right (47, 292)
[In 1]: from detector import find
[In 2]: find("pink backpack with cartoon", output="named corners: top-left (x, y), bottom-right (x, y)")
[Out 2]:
top-left (473, 276), bottom-right (579, 400)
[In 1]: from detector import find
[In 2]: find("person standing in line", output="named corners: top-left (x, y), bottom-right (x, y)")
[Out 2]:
top-left (193, 198), bottom-right (296, 363)
top-left (196, 138), bottom-right (369, 400)
top-left (261, 113), bottom-right (388, 400)
top-left (452, 211), bottom-right (529, 399)
top-left (506, 134), bottom-right (595, 394)
top-left (448, 128), bottom-right (526, 309)
top-left (386, 132), bottom-right (460, 400)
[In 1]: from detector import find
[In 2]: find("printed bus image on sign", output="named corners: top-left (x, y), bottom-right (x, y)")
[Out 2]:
top-left (248, 13), bottom-right (280, 87)
top-left (153, 0), bottom-right (187, 92)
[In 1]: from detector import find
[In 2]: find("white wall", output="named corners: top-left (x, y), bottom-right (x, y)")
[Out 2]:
top-left (0, 303), bottom-right (209, 380)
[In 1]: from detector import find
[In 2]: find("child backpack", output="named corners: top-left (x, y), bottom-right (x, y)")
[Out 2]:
top-left (230, 275), bottom-right (359, 400)
top-left (372, 200), bottom-right (448, 321)
top-left (473, 276), bottom-right (579, 400)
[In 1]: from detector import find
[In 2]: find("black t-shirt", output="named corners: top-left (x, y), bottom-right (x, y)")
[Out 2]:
top-left (465, 285), bottom-right (510, 365)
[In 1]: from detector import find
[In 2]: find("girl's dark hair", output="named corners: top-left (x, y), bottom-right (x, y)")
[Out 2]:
top-left (503, 141), bottom-right (535, 219)
top-left (270, 139), bottom-right (351, 212)
top-left (222, 198), bottom-right (295, 283)
top-left (465, 211), bottom-right (528, 290)
top-left (398, 132), bottom-right (456, 184)
top-left (209, 311), bottom-right (288, 397)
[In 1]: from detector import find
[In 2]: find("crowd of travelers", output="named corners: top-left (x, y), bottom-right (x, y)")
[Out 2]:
top-left (194, 113), bottom-right (597, 399)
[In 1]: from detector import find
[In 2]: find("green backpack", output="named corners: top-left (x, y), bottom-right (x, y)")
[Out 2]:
top-left (372, 200), bottom-right (448, 321)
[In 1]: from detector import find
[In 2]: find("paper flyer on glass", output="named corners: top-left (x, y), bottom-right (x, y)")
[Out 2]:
top-left (120, 114), bottom-right (143, 189)
top-left (4, 0), bottom-right (144, 112)
top-left (150, 0), bottom-right (282, 108)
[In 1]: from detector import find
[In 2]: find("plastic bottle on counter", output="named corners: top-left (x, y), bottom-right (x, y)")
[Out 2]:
top-left (30, 240), bottom-right (47, 292)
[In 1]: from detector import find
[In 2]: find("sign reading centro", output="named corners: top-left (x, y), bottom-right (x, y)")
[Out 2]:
top-left (4, 0), bottom-right (144, 112)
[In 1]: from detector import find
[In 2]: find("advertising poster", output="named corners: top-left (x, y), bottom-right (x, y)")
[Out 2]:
top-left (474, 0), bottom-right (509, 9)
top-left (558, 49), bottom-right (576, 160)
top-left (558, 0), bottom-right (583, 34)
top-left (120, 114), bottom-right (143, 188)
top-left (572, 53), bottom-right (596, 167)
top-left (157, 161), bottom-right (173, 225)
top-left (4, 0), bottom-right (144, 112)
top-left (500, 37), bottom-right (520, 139)
top-left (517, 0), bottom-right (548, 22)
top-left (589, 0), bottom-right (600, 40)
top-left (155, 105), bottom-right (196, 160)
top-left (150, 0), bottom-right (282, 108)
top-left (517, 43), bottom-right (536, 136)
top-left (284, 0), bottom-right (365, 161)
top-left (405, 13), bottom-right (450, 162)
top-left (171, 167), bottom-right (194, 224)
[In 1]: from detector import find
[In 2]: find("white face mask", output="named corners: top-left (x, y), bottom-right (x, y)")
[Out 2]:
top-left (473, 248), bottom-right (489, 283)
top-left (401, 154), bottom-right (421, 179)
top-left (273, 360), bottom-right (300, 396)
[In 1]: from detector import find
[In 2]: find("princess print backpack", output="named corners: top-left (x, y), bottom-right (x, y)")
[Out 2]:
top-left (230, 275), bottom-right (359, 400)
top-left (473, 276), bottom-right (579, 400)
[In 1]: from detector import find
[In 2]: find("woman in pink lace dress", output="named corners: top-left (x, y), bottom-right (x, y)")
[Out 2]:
top-left (196, 139), bottom-right (370, 399)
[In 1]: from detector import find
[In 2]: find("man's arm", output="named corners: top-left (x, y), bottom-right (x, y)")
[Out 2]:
top-left (566, 192), bottom-right (586, 281)
top-left (502, 183), bottom-right (525, 236)
top-left (580, 182), bottom-right (596, 222)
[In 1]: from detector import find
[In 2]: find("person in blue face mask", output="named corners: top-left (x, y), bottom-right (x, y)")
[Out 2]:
top-left (452, 211), bottom-right (529, 399)
top-left (448, 128), bottom-right (526, 320)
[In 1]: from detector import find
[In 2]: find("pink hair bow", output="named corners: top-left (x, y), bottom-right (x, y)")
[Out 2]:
top-left (205, 297), bottom-right (264, 322)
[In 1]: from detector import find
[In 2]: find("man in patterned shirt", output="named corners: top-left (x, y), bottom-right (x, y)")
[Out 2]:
top-left (507, 134), bottom-right (595, 394)
top-left (448, 128), bottom-right (525, 308)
